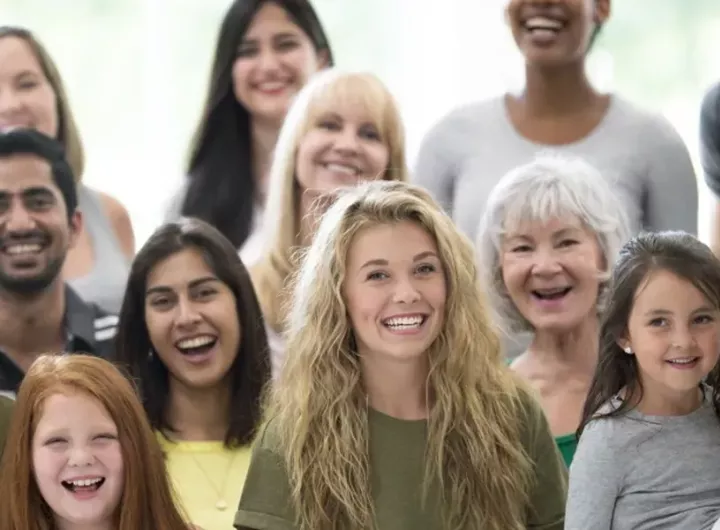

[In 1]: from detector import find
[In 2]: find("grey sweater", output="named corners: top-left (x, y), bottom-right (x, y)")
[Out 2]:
top-left (413, 95), bottom-right (698, 243)
top-left (565, 394), bottom-right (720, 530)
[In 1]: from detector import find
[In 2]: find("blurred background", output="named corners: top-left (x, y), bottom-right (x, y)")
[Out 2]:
top-left (2, 0), bottom-right (718, 245)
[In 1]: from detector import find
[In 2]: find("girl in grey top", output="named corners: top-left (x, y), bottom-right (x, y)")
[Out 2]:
top-left (566, 232), bottom-right (720, 530)
top-left (413, 0), bottom-right (697, 243)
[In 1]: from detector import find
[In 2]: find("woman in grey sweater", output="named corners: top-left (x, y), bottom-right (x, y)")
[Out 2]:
top-left (413, 0), bottom-right (697, 243)
top-left (566, 231), bottom-right (720, 530)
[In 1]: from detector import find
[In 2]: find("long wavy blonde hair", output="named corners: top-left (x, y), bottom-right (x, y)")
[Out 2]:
top-left (264, 180), bottom-right (534, 530)
top-left (251, 68), bottom-right (408, 334)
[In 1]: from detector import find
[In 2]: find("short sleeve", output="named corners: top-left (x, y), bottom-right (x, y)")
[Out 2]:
top-left (519, 389), bottom-right (568, 530)
top-left (564, 418), bottom-right (625, 530)
top-left (0, 396), bottom-right (13, 457)
top-left (701, 83), bottom-right (720, 197)
top-left (233, 424), bottom-right (296, 530)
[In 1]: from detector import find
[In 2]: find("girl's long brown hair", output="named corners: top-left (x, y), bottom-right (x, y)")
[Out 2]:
top-left (0, 354), bottom-right (192, 530)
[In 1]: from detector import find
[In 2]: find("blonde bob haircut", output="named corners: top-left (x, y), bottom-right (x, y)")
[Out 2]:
top-left (477, 154), bottom-right (630, 335)
top-left (251, 68), bottom-right (408, 333)
top-left (264, 180), bottom-right (534, 530)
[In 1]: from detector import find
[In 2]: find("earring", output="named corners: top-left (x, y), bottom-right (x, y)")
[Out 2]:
top-left (623, 346), bottom-right (633, 354)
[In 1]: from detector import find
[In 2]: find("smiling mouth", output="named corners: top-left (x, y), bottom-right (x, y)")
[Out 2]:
top-left (523, 16), bottom-right (566, 36)
top-left (62, 477), bottom-right (105, 493)
top-left (255, 80), bottom-right (290, 93)
top-left (531, 287), bottom-right (572, 301)
top-left (175, 335), bottom-right (217, 356)
top-left (322, 162), bottom-right (361, 177)
top-left (666, 357), bottom-right (700, 367)
top-left (382, 315), bottom-right (428, 331)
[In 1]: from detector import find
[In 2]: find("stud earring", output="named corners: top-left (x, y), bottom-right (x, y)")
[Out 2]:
top-left (623, 346), bottom-right (633, 354)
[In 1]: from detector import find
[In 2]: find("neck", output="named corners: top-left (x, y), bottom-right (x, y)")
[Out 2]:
top-left (0, 280), bottom-right (66, 369)
top-left (634, 384), bottom-right (704, 417)
top-left (251, 119), bottom-right (281, 205)
top-left (165, 381), bottom-right (231, 442)
top-left (361, 354), bottom-right (429, 420)
top-left (520, 62), bottom-right (599, 116)
top-left (56, 518), bottom-right (112, 530)
top-left (528, 316), bottom-right (598, 372)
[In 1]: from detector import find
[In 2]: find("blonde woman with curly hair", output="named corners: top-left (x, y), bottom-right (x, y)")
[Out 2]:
top-left (235, 181), bottom-right (567, 530)
top-left (250, 68), bottom-right (408, 376)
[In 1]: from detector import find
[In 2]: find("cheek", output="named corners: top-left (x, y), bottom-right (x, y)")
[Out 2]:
top-left (368, 144), bottom-right (390, 177)
top-left (294, 135), bottom-right (321, 185)
top-left (31, 87), bottom-right (58, 137)
top-left (32, 448), bottom-right (60, 487)
top-left (231, 60), bottom-right (253, 102)
top-left (284, 46), bottom-right (321, 79)
top-left (144, 311), bottom-right (169, 350)
top-left (500, 261), bottom-right (525, 296)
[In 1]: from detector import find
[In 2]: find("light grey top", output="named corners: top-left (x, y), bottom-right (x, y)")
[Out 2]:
top-left (413, 95), bottom-right (698, 243)
top-left (565, 392), bottom-right (720, 530)
top-left (67, 185), bottom-right (130, 314)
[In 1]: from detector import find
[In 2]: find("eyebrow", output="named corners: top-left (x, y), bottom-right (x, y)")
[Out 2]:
top-left (359, 251), bottom-right (438, 270)
top-left (643, 306), bottom-right (715, 317)
top-left (0, 186), bottom-right (55, 200)
top-left (240, 32), bottom-right (299, 45)
top-left (145, 276), bottom-right (219, 297)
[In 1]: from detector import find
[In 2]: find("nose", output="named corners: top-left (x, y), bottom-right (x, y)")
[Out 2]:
top-left (333, 127), bottom-right (360, 154)
top-left (392, 276), bottom-right (421, 305)
top-left (175, 298), bottom-right (202, 328)
top-left (0, 88), bottom-right (22, 114)
top-left (530, 248), bottom-right (562, 276)
top-left (5, 203), bottom-right (36, 233)
top-left (257, 48), bottom-right (281, 73)
top-left (670, 325), bottom-right (696, 351)
top-left (67, 443), bottom-right (94, 468)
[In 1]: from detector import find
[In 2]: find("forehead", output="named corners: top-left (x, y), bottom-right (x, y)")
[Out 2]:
top-left (245, 2), bottom-right (302, 38)
top-left (0, 36), bottom-right (43, 76)
top-left (35, 392), bottom-right (115, 432)
top-left (146, 247), bottom-right (216, 288)
top-left (347, 221), bottom-right (437, 265)
top-left (0, 154), bottom-right (57, 193)
top-left (308, 84), bottom-right (386, 129)
top-left (632, 269), bottom-right (709, 311)
top-left (504, 215), bottom-right (585, 239)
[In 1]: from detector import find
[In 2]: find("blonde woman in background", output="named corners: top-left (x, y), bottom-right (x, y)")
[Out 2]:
top-left (251, 68), bottom-right (408, 375)
top-left (235, 181), bottom-right (566, 530)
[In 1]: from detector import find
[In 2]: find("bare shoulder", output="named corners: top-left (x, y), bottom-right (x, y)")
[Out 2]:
top-left (97, 190), bottom-right (136, 257)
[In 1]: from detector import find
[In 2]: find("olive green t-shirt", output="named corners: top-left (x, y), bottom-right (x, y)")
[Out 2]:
top-left (0, 396), bottom-right (14, 457)
top-left (234, 390), bottom-right (567, 530)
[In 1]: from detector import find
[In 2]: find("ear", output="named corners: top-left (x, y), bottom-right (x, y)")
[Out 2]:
top-left (594, 0), bottom-right (611, 25)
top-left (68, 209), bottom-right (83, 250)
top-left (616, 338), bottom-right (632, 354)
top-left (315, 49), bottom-right (331, 70)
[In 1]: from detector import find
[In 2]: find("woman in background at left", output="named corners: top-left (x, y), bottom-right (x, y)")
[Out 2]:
top-left (0, 354), bottom-right (194, 530)
top-left (0, 26), bottom-right (134, 314)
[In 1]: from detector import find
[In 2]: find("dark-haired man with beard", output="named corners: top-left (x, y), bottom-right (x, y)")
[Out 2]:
top-left (0, 129), bottom-right (117, 398)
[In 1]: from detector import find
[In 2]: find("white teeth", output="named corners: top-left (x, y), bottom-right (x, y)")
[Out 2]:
top-left (6, 244), bottom-right (42, 255)
top-left (257, 81), bottom-right (287, 91)
top-left (69, 478), bottom-right (102, 487)
top-left (525, 16), bottom-right (564, 30)
top-left (534, 287), bottom-right (569, 295)
top-left (384, 316), bottom-right (424, 329)
top-left (668, 358), bottom-right (696, 365)
top-left (324, 163), bottom-right (359, 175)
top-left (177, 336), bottom-right (215, 349)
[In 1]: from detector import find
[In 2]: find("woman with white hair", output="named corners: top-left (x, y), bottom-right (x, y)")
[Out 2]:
top-left (477, 154), bottom-right (630, 466)
top-left (250, 68), bottom-right (409, 376)
top-left (235, 180), bottom-right (567, 530)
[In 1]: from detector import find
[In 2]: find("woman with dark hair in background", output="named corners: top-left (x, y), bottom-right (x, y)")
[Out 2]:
top-left (414, 0), bottom-right (697, 246)
top-left (0, 26), bottom-right (135, 314)
top-left (113, 218), bottom-right (271, 530)
top-left (700, 82), bottom-right (720, 255)
top-left (169, 0), bottom-right (333, 264)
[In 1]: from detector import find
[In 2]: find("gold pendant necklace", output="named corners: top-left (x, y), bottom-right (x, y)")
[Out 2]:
top-left (187, 450), bottom-right (239, 512)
